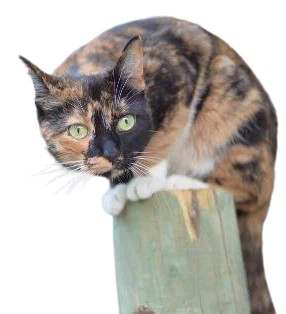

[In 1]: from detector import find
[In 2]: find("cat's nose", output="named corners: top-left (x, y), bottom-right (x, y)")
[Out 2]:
top-left (102, 140), bottom-right (119, 161)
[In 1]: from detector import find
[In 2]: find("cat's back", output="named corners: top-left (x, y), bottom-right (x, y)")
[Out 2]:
top-left (54, 17), bottom-right (240, 76)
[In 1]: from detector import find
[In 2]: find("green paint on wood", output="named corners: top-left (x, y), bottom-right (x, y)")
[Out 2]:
top-left (113, 189), bottom-right (250, 314)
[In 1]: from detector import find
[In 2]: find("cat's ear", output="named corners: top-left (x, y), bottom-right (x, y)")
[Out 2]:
top-left (19, 56), bottom-right (64, 98)
top-left (115, 36), bottom-right (145, 91)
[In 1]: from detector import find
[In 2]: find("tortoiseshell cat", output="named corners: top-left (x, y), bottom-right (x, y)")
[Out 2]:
top-left (21, 17), bottom-right (277, 313)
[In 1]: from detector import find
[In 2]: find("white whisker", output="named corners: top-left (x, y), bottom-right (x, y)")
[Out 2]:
top-left (33, 160), bottom-right (85, 176)
top-left (131, 163), bottom-right (149, 176)
top-left (46, 165), bottom-right (87, 185)
top-left (64, 78), bottom-right (84, 112)
top-left (124, 88), bottom-right (144, 104)
top-left (114, 62), bottom-right (127, 104)
top-left (117, 67), bottom-right (134, 103)
top-left (53, 178), bottom-right (73, 196)
top-left (130, 165), bottom-right (142, 177)
top-left (135, 156), bottom-right (161, 161)
top-left (134, 163), bottom-right (151, 174)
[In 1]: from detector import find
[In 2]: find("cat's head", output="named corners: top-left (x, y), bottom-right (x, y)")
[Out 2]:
top-left (21, 36), bottom-right (153, 181)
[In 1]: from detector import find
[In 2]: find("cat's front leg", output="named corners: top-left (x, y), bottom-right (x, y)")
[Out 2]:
top-left (166, 175), bottom-right (208, 190)
top-left (126, 161), bottom-right (167, 201)
top-left (102, 184), bottom-right (127, 216)
top-left (126, 174), bottom-right (208, 201)
top-left (126, 176), bottom-right (166, 201)
top-left (126, 161), bottom-right (209, 202)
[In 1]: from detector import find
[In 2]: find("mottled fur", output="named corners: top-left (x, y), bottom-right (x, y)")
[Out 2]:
top-left (21, 17), bottom-right (277, 313)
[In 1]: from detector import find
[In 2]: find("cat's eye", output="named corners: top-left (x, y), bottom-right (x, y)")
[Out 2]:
top-left (117, 115), bottom-right (136, 132)
top-left (68, 124), bottom-right (89, 139)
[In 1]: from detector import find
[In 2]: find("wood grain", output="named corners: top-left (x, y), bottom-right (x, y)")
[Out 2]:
top-left (113, 189), bottom-right (250, 314)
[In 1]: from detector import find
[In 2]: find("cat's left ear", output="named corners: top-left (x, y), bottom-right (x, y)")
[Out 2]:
top-left (115, 36), bottom-right (145, 91)
top-left (19, 56), bottom-right (64, 98)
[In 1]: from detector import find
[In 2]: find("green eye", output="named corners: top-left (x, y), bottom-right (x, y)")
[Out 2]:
top-left (68, 124), bottom-right (89, 139)
top-left (117, 115), bottom-right (136, 132)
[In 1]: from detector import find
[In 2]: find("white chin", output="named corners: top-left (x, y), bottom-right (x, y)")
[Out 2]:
top-left (111, 168), bottom-right (125, 178)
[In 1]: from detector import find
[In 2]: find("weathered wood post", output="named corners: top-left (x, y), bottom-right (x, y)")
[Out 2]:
top-left (113, 189), bottom-right (250, 314)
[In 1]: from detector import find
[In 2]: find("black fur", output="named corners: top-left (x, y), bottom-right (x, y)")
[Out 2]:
top-left (236, 110), bottom-right (268, 146)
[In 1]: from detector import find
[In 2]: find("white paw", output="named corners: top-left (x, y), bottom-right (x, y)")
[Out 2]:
top-left (102, 184), bottom-right (127, 216)
top-left (166, 175), bottom-right (208, 190)
top-left (126, 176), bottom-right (166, 201)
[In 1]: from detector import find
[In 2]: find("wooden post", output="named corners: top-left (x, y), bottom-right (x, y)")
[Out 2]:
top-left (113, 189), bottom-right (250, 314)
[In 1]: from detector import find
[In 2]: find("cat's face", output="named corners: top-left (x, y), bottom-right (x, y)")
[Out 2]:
top-left (21, 37), bottom-right (153, 180)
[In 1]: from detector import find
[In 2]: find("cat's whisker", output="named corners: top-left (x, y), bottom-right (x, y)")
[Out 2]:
top-left (115, 60), bottom-right (139, 104)
top-left (53, 176), bottom-right (77, 196)
top-left (130, 165), bottom-right (142, 177)
top-left (54, 171), bottom-right (93, 196)
top-left (133, 150), bottom-right (163, 155)
top-left (80, 174), bottom-right (93, 188)
top-left (133, 167), bottom-right (149, 177)
top-left (53, 179), bottom-right (72, 196)
top-left (112, 69), bottom-right (117, 104)
top-left (43, 160), bottom-right (85, 168)
top-left (66, 175), bottom-right (86, 194)
top-left (135, 161), bottom-right (150, 172)
top-left (134, 159), bottom-right (160, 167)
top-left (33, 160), bottom-right (85, 176)
top-left (124, 88), bottom-right (144, 104)
top-left (46, 165), bottom-right (87, 185)
top-left (134, 162), bottom-right (151, 173)
top-left (130, 163), bottom-right (141, 175)
top-left (123, 84), bottom-right (144, 101)
top-left (31, 164), bottom-right (60, 176)
top-left (31, 162), bottom-right (73, 176)
top-left (117, 66), bottom-right (136, 103)
top-left (57, 160), bottom-right (85, 165)
top-left (114, 62), bottom-right (127, 104)
top-left (32, 166), bottom-right (66, 177)
top-left (135, 156), bottom-right (161, 161)
top-left (138, 155), bottom-right (163, 161)
top-left (131, 163), bottom-right (150, 176)
top-left (122, 88), bottom-right (136, 101)
top-left (133, 154), bottom-right (163, 161)
top-left (63, 78), bottom-right (85, 113)
top-left (134, 153), bottom-right (162, 161)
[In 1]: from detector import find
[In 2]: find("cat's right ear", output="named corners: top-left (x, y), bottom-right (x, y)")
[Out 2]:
top-left (114, 36), bottom-right (145, 91)
top-left (19, 56), bottom-right (63, 99)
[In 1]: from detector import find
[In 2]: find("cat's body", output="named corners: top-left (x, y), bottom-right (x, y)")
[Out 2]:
top-left (21, 17), bottom-right (277, 313)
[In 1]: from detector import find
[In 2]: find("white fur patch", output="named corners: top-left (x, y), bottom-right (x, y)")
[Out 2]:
top-left (148, 160), bottom-right (168, 179)
top-left (166, 175), bottom-right (208, 190)
top-left (189, 158), bottom-right (215, 177)
top-left (126, 176), bottom-right (166, 201)
top-left (102, 160), bottom-right (208, 215)
top-left (102, 184), bottom-right (127, 216)
top-left (126, 160), bottom-right (168, 201)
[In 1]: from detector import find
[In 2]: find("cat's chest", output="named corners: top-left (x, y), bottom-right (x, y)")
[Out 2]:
top-left (167, 127), bottom-right (216, 178)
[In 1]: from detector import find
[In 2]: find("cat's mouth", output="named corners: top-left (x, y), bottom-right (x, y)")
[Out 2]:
top-left (85, 156), bottom-right (129, 177)
top-left (86, 157), bottom-right (113, 175)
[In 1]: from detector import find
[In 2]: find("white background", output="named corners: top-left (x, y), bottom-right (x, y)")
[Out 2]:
top-left (1, 0), bottom-right (285, 313)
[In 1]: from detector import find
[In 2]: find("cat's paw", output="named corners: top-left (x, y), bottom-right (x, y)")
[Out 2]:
top-left (166, 175), bottom-right (208, 190)
top-left (126, 176), bottom-right (166, 201)
top-left (102, 184), bottom-right (127, 216)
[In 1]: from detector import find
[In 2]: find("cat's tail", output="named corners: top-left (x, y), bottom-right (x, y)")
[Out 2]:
top-left (238, 204), bottom-right (275, 314)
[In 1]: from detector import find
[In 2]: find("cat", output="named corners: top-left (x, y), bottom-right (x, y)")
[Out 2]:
top-left (20, 17), bottom-right (277, 313)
